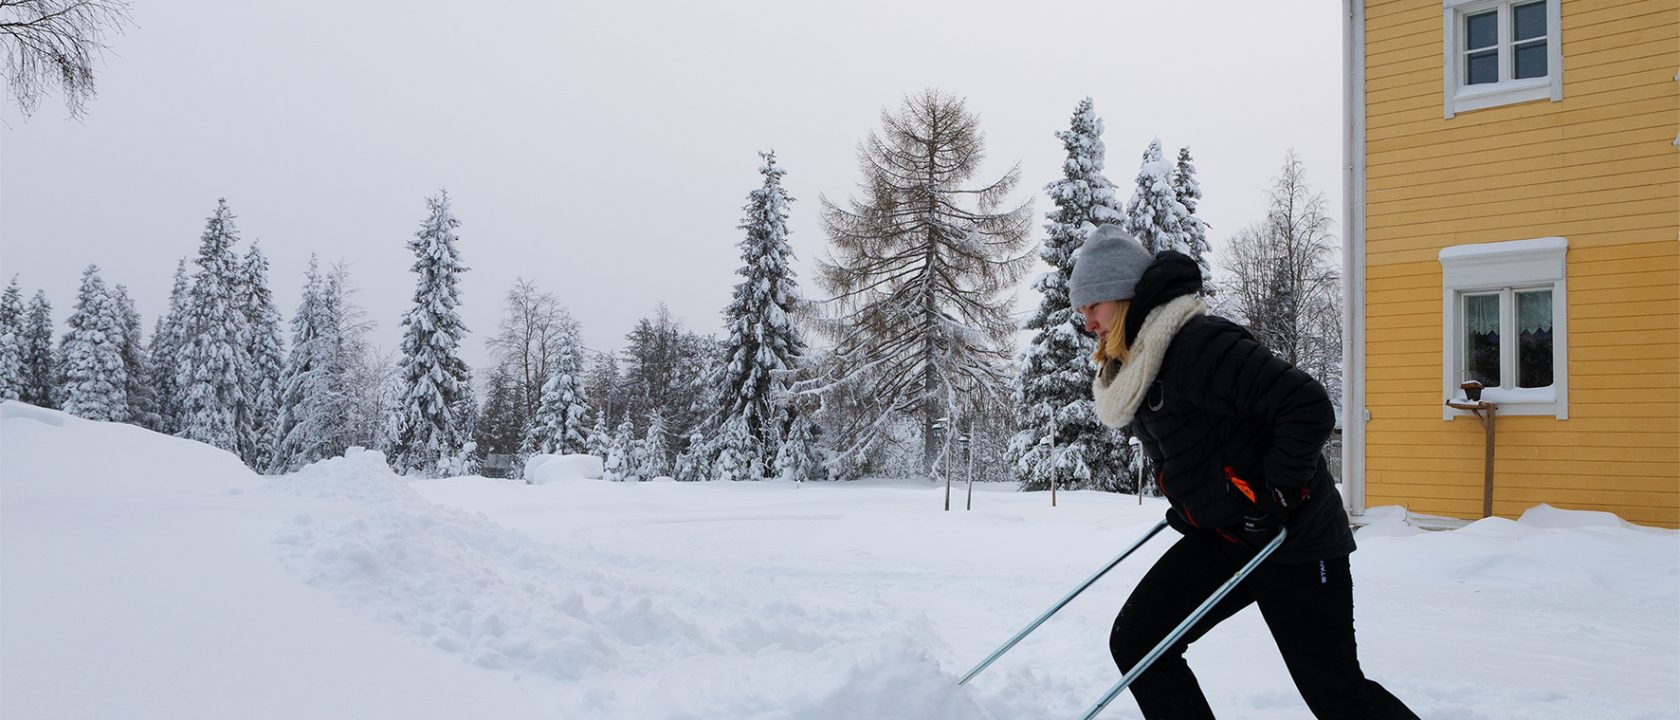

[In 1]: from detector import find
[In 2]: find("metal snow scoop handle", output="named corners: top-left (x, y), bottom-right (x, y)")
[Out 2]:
top-left (1079, 527), bottom-right (1288, 720)
top-left (958, 518), bottom-right (1170, 686)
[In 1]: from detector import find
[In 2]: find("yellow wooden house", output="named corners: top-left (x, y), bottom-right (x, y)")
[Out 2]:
top-left (1340, 0), bottom-right (1679, 527)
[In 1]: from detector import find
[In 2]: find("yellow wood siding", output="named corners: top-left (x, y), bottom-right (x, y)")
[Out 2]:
top-left (1360, 0), bottom-right (1680, 527)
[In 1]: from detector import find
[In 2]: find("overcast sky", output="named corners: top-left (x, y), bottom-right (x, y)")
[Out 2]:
top-left (0, 0), bottom-right (1343, 373)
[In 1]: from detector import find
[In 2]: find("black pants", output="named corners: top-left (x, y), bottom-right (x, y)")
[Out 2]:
top-left (1109, 533), bottom-right (1417, 719)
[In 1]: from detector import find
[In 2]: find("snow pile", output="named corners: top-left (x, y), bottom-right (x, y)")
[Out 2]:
top-left (260, 449), bottom-right (985, 718)
top-left (524, 452), bottom-right (603, 483)
top-left (264, 449), bottom-right (635, 678)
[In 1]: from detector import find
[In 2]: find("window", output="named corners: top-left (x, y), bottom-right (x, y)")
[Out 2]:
top-left (1443, 0), bottom-right (1563, 118)
top-left (1439, 237), bottom-right (1568, 419)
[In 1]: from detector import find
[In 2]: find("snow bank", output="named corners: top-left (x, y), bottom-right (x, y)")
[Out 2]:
top-left (0, 400), bottom-right (256, 498)
top-left (524, 452), bottom-right (603, 484)
top-left (1, 403), bottom-right (555, 719)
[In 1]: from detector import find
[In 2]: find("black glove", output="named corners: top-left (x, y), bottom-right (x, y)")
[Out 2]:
top-left (1230, 470), bottom-right (1301, 545)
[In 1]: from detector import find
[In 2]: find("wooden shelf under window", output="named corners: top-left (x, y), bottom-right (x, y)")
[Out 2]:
top-left (1445, 400), bottom-right (1500, 518)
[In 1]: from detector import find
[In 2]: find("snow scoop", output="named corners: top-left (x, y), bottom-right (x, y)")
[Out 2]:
top-left (958, 518), bottom-right (1170, 686)
top-left (1078, 527), bottom-right (1289, 720)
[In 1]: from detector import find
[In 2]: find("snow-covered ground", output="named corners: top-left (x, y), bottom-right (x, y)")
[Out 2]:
top-left (4, 401), bottom-right (1677, 719)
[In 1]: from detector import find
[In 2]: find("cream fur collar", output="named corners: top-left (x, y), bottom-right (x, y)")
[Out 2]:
top-left (1091, 295), bottom-right (1206, 429)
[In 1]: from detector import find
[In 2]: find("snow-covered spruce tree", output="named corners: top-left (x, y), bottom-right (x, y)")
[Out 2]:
top-left (1122, 138), bottom-right (1191, 256)
top-left (1007, 97), bottom-right (1134, 493)
top-left (585, 413), bottom-right (611, 459)
top-left (390, 191), bottom-right (473, 476)
top-left (773, 413), bottom-right (825, 482)
top-left (620, 306), bottom-right (714, 444)
top-left (145, 260), bottom-right (189, 432)
top-left (112, 284), bottom-right (158, 428)
top-left (474, 363), bottom-right (525, 458)
top-left (0, 278), bottom-right (22, 401)
top-left (444, 371), bottom-right (480, 476)
top-left (240, 242), bottom-right (285, 469)
top-left (176, 199), bottom-right (251, 453)
top-left (0, 278), bottom-right (21, 334)
top-left (59, 265), bottom-right (128, 421)
top-left (814, 89), bottom-right (1033, 476)
top-left (635, 410), bottom-right (671, 479)
top-left (269, 256), bottom-right (339, 473)
top-left (603, 419), bottom-right (635, 482)
top-left (0, 330), bottom-right (21, 401)
top-left (673, 431), bottom-right (707, 482)
top-left (19, 290), bottom-right (57, 408)
top-left (710, 414), bottom-right (754, 482)
top-left (1172, 147), bottom-right (1215, 297)
top-left (322, 263), bottom-right (389, 452)
top-left (585, 353), bottom-right (624, 430)
top-left (523, 323), bottom-right (591, 456)
top-left (717, 150), bottom-right (806, 473)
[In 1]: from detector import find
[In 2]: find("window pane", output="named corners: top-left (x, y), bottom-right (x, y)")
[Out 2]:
top-left (1513, 2), bottom-right (1546, 41)
top-left (1467, 50), bottom-right (1498, 85)
top-left (1514, 42), bottom-right (1547, 79)
top-left (1517, 290), bottom-right (1553, 388)
top-left (1465, 294), bottom-right (1501, 388)
top-left (1466, 11), bottom-right (1497, 49)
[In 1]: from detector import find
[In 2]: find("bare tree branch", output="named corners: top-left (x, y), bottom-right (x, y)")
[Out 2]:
top-left (1, 0), bottom-right (132, 119)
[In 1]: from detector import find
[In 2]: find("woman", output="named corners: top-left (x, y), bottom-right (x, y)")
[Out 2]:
top-left (1068, 224), bottom-right (1416, 719)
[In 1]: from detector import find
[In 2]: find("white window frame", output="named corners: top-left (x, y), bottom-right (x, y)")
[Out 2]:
top-left (1443, 0), bottom-right (1563, 118)
top-left (1439, 237), bottom-right (1568, 419)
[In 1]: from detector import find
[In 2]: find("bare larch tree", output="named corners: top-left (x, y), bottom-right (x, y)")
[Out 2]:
top-left (814, 88), bottom-right (1033, 477)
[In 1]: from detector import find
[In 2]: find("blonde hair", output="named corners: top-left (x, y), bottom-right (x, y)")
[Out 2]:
top-left (1090, 300), bottom-right (1133, 366)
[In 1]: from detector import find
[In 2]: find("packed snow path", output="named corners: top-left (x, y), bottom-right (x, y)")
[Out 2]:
top-left (4, 402), bottom-right (1677, 719)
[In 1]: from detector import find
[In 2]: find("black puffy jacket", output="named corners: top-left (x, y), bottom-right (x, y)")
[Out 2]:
top-left (1116, 253), bottom-right (1355, 564)
top-left (1130, 315), bottom-right (1356, 563)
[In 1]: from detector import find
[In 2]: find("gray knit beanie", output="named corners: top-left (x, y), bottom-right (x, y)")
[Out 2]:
top-left (1069, 224), bottom-right (1155, 309)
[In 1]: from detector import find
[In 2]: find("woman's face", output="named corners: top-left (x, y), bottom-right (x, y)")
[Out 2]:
top-left (1081, 300), bottom-right (1123, 337)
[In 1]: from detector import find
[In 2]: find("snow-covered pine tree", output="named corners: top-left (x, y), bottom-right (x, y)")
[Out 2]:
top-left (1122, 138), bottom-right (1191, 255)
top-left (240, 242), bottom-right (285, 469)
top-left (717, 150), bottom-right (805, 473)
top-left (1007, 97), bottom-right (1134, 493)
top-left (146, 260), bottom-right (189, 432)
top-left (1172, 147), bottom-right (1215, 297)
top-left (176, 199), bottom-right (251, 453)
top-left (390, 191), bottom-right (473, 476)
top-left (455, 367), bottom-right (479, 458)
top-left (0, 278), bottom-right (21, 333)
top-left (710, 414), bottom-right (757, 482)
top-left (59, 265), bottom-right (128, 421)
top-left (585, 352), bottom-right (624, 430)
top-left (0, 278), bottom-right (22, 401)
top-left (19, 290), bottom-right (56, 408)
top-left (585, 413), bottom-right (610, 458)
top-left (269, 256), bottom-right (338, 473)
top-left (0, 330), bottom-right (20, 401)
top-left (322, 263), bottom-right (389, 452)
top-left (773, 413), bottom-right (825, 482)
top-left (673, 431), bottom-right (707, 482)
top-left (603, 419), bottom-right (635, 482)
top-left (112, 284), bottom-right (158, 428)
top-left (814, 89), bottom-right (1033, 476)
top-left (525, 332), bottom-right (591, 455)
top-left (474, 364), bottom-right (525, 458)
top-left (636, 410), bottom-right (670, 479)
